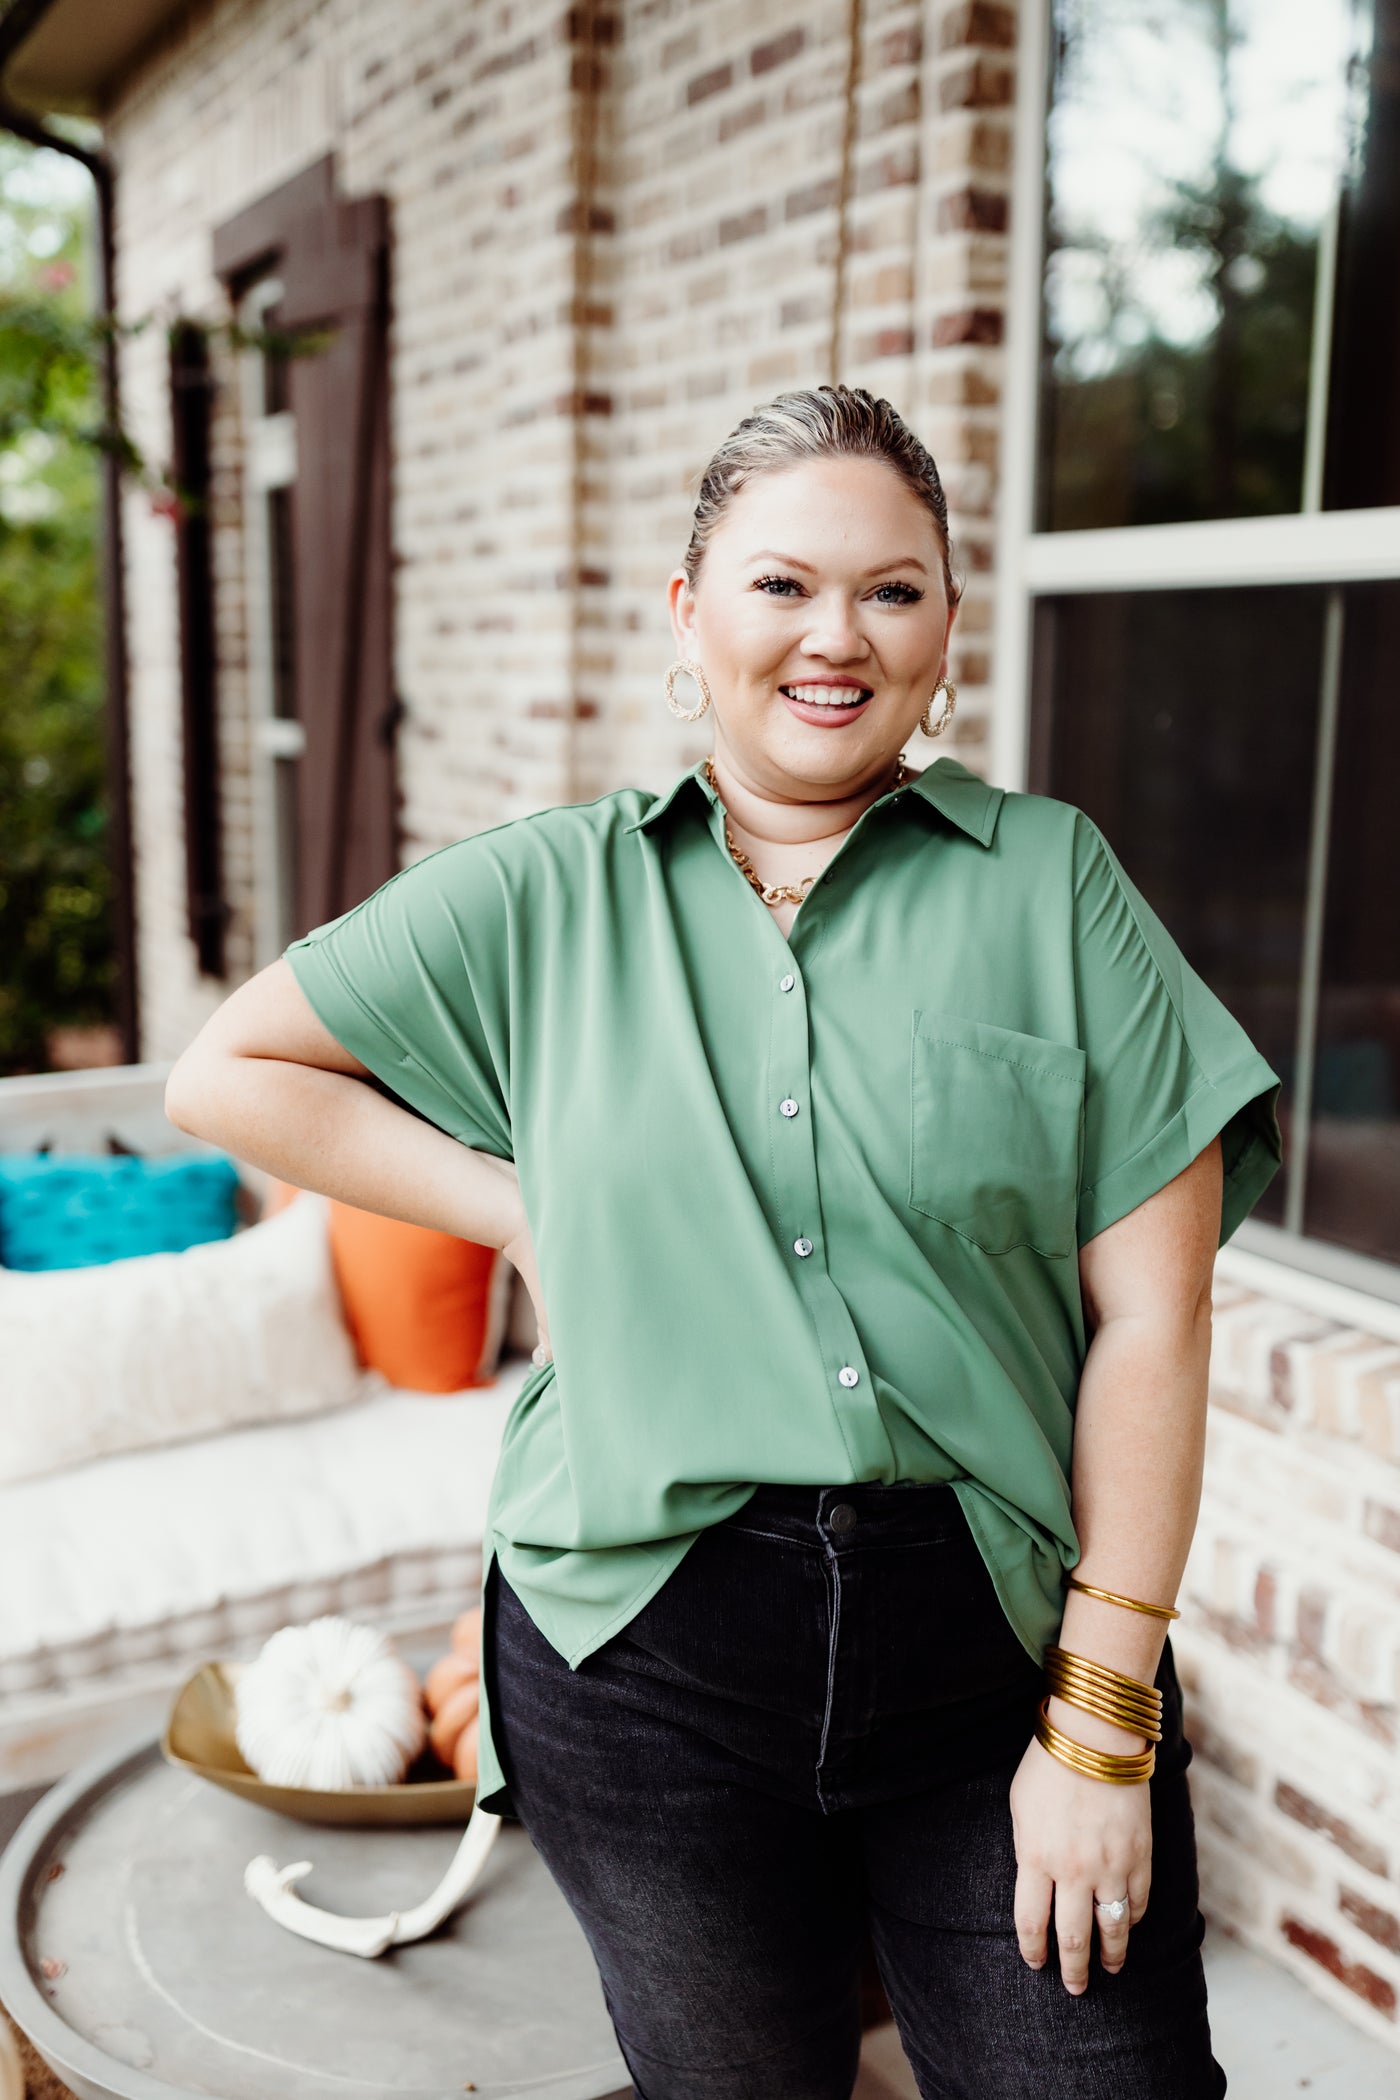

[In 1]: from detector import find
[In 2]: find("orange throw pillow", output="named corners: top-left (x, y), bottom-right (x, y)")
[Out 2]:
top-left (261, 1181), bottom-right (511, 1391)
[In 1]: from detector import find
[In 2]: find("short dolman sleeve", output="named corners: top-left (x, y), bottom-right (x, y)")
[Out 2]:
top-left (282, 838), bottom-right (514, 1163)
top-left (1071, 811), bottom-right (1282, 1248)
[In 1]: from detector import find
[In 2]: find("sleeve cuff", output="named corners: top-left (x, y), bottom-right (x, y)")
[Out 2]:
top-left (1077, 1052), bottom-right (1283, 1249)
top-left (285, 939), bottom-right (509, 1157)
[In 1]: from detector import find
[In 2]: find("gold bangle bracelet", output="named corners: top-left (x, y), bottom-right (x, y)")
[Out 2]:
top-left (1045, 1682), bottom-right (1163, 1744)
top-left (1046, 1656), bottom-right (1162, 1720)
top-left (1046, 1646), bottom-right (1163, 1710)
top-left (1065, 1577), bottom-right (1180, 1622)
top-left (1034, 1699), bottom-right (1156, 1785)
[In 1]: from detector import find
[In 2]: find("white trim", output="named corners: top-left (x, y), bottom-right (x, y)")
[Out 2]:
top-left (1022, 506), bottom-right (1400, 595)
top-left (1300, 189), bottom-right (1341, 515)
top-left (1284, 589), bottom-right (1344, 1234)
top-left (990, 0), bottom-right (1050, 796)
top-left (1215, 1241), bottom-right (1400, 1348)
top-left (238, 278), bottom-right (299, 970)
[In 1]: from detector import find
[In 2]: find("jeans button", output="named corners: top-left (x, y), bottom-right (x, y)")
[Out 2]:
top-left (828, 1503), bottom-right (857, 1534)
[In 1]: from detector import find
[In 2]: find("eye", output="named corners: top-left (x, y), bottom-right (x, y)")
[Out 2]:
top-left (872, 581), bottom-right (923, 605)
top-left (753, 573), bottom-right (804, 596)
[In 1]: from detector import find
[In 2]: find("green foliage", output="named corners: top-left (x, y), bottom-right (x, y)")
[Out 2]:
top-left (0, 137), bottom-right (109, 1074)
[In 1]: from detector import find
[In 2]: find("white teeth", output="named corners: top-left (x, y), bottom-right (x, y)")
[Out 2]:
top-left (783, 686), bottom-right (871, 707)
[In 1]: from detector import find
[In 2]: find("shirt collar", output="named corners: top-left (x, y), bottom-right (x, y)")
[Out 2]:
top-left (622, 754), bottom-right (1004, 848)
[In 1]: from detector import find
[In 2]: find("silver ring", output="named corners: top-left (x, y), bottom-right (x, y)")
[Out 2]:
top-left (531, 1343), bottom-right (550, 1367)
top-left (1094, 1895), bottom-right (1130, 1923)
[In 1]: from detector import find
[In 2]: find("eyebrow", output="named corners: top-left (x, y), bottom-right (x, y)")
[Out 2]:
top-left (745, 549), bottom-right (929, 577)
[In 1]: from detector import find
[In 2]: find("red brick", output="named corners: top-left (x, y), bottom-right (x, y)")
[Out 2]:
top-left (1296, 1587), bottom-right (1327, 1659)
top-left (1286, 1654), bottom-right (1397, 1749)
top-left (939, 60), bottom-right (1013, 111)
top-left (718, 205), bottom-right (768, 245)
top-left (1364, 1500), bottom-right (1400, 1554)
top-left (855, 146), bottom-right (919, 194)
top-left (931, 307), bottom-right (1003, 347)
top-left (687, 62), bottom-right (732, 105)
top-left (718, 98), bottom-right (766, 143)
top-left (1280, 1916), bottom-right (1397, 2016)
top-left (853, 327), bottom-right (915, 360)
top-left (1274, 1781), bottom-right (1389, 1877)
top-left (877, 26), bottom-right (922, 69)
top-left (868, 82), bottom-right (920, 136)
top-left (1253, 1565), bottom-right (1278, 1638)
top-left (937, 186), bottom-right (1008, 234)
top-left (750, 27), bottom-right (804, 76)
top-left (785, 177), bottom-right (841, 220)
top-left (940, 3), bottom-right (1017, 51)
top-left (1341, 1888), bottom-right (1400, 1957)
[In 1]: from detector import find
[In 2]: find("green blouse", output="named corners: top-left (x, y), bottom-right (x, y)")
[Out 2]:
top-left (283, 754), bottom-right (1282, 1815)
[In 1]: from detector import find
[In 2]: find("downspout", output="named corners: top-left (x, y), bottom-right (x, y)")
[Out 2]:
top-left (0, 0), bottom-right (138, 1064)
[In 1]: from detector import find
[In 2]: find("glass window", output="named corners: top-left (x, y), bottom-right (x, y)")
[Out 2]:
top-left (1038, 0), bottom-right (1398, 531)
top-left (1031, 581), bottom-right (1400, 1263)
top-left (1030, 585), bottom-right (1323, 1226)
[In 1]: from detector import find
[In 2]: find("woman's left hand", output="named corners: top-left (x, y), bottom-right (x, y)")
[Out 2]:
top-left (1008, 1728), bottom-right (1153, 1994)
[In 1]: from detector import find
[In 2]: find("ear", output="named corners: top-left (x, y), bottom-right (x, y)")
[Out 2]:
top-left (936, 594), bottom-right (959, 684)
top-left (667, 569), bottom-right (697, 656)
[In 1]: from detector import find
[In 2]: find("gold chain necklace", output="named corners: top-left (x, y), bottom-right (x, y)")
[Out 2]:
top-left (703, 753), bottom-right (910, 907)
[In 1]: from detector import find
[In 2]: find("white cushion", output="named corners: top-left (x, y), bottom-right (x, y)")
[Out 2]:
top-left (0, 1192), bottom-right (361, 1487)
top-left (0, 1354), bottom-right (531, 1686)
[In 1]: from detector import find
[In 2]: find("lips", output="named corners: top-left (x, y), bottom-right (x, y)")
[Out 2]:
top-left (780, 683), bottom-right (873, 711)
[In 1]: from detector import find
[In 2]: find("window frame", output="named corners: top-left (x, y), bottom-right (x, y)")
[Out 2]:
top-left (995, 0), bottom-right (1400, 1311)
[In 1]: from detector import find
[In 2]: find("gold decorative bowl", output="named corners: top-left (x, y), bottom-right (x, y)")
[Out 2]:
top-left (160, 1660), bottom-right (477, 1826)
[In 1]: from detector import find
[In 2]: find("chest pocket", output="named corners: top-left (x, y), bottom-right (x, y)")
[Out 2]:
top-left (909, 1010), bottom-right (1086, 1258)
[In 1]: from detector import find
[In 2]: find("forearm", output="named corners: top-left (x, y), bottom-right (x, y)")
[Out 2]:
top-left (165, 1052), bottom-right (520, 1250)
top-left (1049, 1296), bottom-right (1213, 1750)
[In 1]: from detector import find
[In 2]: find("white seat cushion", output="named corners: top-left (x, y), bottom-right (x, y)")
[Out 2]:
top-left (0, 1353), bottom-right (532, 1699)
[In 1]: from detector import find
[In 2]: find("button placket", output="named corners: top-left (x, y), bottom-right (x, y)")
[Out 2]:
top-left (765, 951), bottom-right (891, 1477)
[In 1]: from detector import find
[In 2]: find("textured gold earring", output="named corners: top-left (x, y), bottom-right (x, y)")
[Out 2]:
top-left (665, 658), bottom-right (712, 722)
top-left (919, 677), bottom-right (956, 738)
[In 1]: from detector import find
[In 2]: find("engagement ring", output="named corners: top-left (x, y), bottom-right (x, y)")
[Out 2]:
top-left (1094, 1895), bottom-right (1130, 1923)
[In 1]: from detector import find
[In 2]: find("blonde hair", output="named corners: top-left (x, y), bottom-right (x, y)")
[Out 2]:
top-left (683, 383), bottom-right (961, 606)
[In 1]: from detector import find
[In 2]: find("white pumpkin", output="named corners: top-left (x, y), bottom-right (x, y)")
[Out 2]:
top-left (234, 1616), bottom-right (427, 1789)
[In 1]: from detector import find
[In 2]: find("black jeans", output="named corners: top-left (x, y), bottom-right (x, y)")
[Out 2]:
top-left (486, 1480), bottom-right (1226, 2100)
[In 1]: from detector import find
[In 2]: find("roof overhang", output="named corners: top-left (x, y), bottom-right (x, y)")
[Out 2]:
top-left (0, 0), bottom-right (190, 117)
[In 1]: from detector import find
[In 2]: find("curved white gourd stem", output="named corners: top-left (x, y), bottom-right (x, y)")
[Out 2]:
top-left (0, 2013), bottom-right (24, 2100)
top-left (243, 1804), bottom-right (503, 1957)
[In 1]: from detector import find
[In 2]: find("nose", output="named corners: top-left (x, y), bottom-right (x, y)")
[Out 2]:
top-left (800, 594), bottom-right (870, 666)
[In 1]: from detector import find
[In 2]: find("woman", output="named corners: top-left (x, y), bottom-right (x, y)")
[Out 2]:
top-left (167, 385), bottom-right (1281, 2099)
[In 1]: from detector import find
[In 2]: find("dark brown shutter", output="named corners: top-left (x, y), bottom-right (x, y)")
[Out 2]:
top-left (213, 157), bottom-right (399, 934)
top-left (170, 318), bottom-right (227, 976)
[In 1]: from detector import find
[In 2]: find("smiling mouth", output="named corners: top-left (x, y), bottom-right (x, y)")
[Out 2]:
top-left (780, 684), bottom-right (874, 709)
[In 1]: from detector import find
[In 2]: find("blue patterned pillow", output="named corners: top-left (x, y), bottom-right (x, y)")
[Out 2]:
top-left (0, 1153), bottom-right (242, 1271)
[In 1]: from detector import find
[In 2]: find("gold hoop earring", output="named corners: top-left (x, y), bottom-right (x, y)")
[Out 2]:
top-left (919, 677), bottom-right (956, 738)
top-left (665, 658), bottom-right (712, 722)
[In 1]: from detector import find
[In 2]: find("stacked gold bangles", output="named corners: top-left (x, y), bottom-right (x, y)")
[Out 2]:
top-left (1033, 1576), bottom-right (1181, 1786)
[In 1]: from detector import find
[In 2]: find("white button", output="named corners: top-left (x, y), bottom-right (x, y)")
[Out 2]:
top-left (793, 1237), bottom-right (813, 1257)
top-left (779, 1098), bottom-right (799, 1118)
top-left (780, 974), bottom-right (796, 992)
top-left (837, 1366), bottom-right (859, 1387)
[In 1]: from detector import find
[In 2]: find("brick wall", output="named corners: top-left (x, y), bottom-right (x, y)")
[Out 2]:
top-left (1176, 1278), bottom-right (1400, 2043)
top-left (103, 0), bottom-right (1015, 1057)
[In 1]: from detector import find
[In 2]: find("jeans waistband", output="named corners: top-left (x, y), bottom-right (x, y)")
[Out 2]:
top-left (723, 1479), bottom-right (967, 1550)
